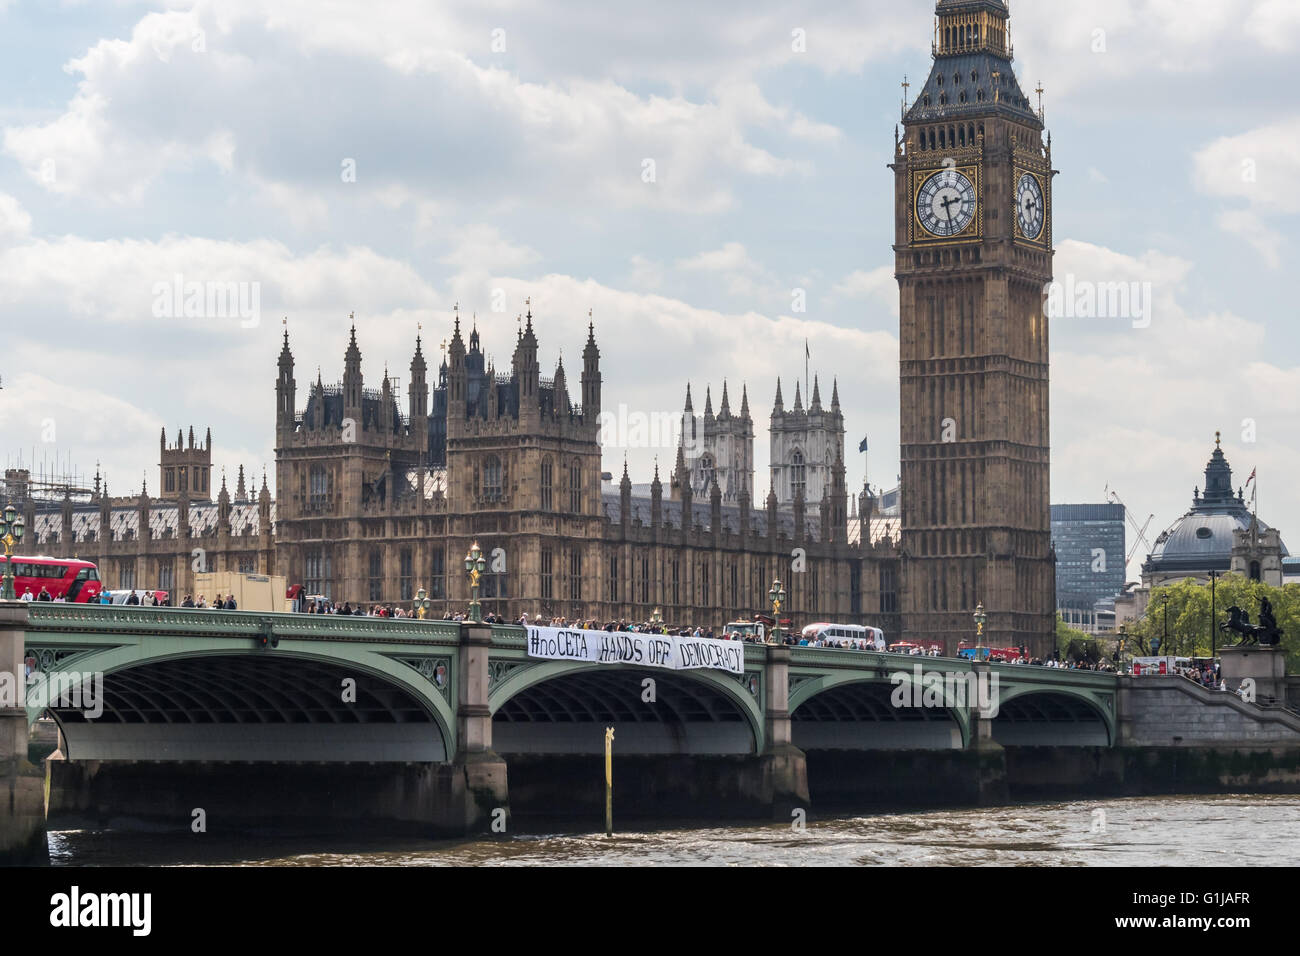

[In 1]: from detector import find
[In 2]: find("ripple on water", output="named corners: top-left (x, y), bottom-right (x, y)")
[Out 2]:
top-left (44, 794), bottom-right (1300, 867)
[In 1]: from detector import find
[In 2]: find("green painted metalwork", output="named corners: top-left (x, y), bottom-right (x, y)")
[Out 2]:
top-left (23, 605), bottom-right (460, 756)
top-left (21, 607), bottom-right (1122, 758)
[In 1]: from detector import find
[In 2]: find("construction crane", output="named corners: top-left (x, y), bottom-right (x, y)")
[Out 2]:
top-left (1106, 487), bottom-right (1154, 565)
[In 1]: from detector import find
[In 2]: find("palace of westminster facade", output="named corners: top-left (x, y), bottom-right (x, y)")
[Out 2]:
top-left (11, 0), bottom-right (1058, 654)
top-left (15, 309), bottom-right (901, 635)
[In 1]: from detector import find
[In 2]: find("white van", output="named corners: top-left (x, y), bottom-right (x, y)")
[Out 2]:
top-left (801, 622), bottom-right (886, 650)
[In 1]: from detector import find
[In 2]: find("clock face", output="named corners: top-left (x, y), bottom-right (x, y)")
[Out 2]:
top-left (1017, 172), bottom-right (1045, 241)
top-left (917, 168), bottom-right (977, 238)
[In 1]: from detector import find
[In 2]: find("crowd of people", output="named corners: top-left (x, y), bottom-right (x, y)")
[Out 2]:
top-left (300, 599), bottom-right (413, 616)
top-left (1175, 660), bottom-right (1225, 690)
top-left (1008, 657), bottom-right (1115, 671)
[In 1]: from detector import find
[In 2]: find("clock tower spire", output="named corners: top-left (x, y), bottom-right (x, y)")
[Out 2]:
top-left (892, 0), bottom-right (1056, 657)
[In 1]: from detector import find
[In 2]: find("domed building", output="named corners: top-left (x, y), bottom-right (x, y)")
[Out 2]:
top-left (1141, 433), bottom-right (1286, 589)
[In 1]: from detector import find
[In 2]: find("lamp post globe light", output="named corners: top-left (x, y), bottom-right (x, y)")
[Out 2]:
top-left (973, 602), bottom-right (987, 661)
top-left (412, 586), bottom-right (432, 620)
top-left (464, 541), bottom-right (486, 623)
top-left (768, 579), bottom-right (786, 645)
top-left (0, 504), bottom-right (25, 601)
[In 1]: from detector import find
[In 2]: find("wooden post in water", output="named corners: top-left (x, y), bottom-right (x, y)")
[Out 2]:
top-left (604, 726), bottom-right (614, 837)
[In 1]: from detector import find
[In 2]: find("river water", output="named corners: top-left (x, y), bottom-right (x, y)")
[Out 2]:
top-left (45, 794), bottom-right (1300, 866)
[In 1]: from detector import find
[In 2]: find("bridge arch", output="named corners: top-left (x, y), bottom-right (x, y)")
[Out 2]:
top-left (990, 686), bottom-right (1114, 747)
top-left (27, 640), bottom-right (456, 762)
top-left (789, 671), bottom-right (968, 750)
top-left (488, 660), bottom-right (764, 755)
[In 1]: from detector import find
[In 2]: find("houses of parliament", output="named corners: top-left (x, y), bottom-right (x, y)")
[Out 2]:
top-left (7, 0), bottom-right (1057, 655)
top-left (12, 307), bottom-right (901, 636)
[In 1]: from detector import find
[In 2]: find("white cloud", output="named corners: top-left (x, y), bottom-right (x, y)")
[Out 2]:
top-left (829, 266), bottom-right (898, 318)
top-left (1192, 119), bottom-right (1300, 210)
top-left (1217, 210), bottom-right (1283, 269)
top-left (1244, 0), bottom-right (1300, 51)
top-left (0, 193), bottom-right (31, 244)
top-left (2, 3), bottom-right (835, 215)
top-left (1047, 236), bottom-right (1300, 575)
top-left (627, 254), bottom-right (664, 291)
top-left (438, 225), bottom-right (540, 273)
top-left (1191, 119), bottom-right (1300, 268)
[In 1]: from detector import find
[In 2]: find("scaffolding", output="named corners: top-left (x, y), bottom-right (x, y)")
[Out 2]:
top-left (2, 450), bottom-right (99, 511)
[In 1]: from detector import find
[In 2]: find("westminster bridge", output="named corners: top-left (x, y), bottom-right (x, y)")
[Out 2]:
top-left (5, 601), bottom-right (1300, 862)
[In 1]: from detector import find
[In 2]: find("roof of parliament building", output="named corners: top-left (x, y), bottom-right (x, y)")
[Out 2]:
top-left (1143, 435), bottom-right (1287, 575)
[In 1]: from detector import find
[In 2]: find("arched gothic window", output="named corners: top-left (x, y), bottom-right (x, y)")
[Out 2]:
top-left (484, 456), bottom-right (502, 501)
top-left (541, 457), bottom-right (553, 510)
top-left (569, 459), bottom-right (582, 513)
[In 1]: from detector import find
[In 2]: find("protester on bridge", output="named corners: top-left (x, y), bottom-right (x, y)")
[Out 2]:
top-left (142, 591), bottom-right (155, 606)
top-left (182, 595), bottom-right (195, 608)
top-left (20, 587), bottom-right (33, 601)
top-left (224, 595), bottom-right (237, 610)
top-left (124, 590), bottom-right (139, 605)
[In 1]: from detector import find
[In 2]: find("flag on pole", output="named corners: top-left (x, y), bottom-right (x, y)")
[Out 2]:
top-left (1246, 468), bottom-right (1256, 487)
top-left (859, 436), bottom-right (869, 453)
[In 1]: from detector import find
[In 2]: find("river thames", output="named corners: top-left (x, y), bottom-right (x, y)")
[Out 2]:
top-left (44, 794), bottom-right (1300, 866)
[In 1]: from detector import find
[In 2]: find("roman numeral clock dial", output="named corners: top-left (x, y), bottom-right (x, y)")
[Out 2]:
top-left (916, 168), bottom-right (977, 238)
top-left (1017, 171), bottom-right (1045, 241)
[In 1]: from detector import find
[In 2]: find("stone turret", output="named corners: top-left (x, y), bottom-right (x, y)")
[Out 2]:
top-left (650, 460), bottom-right (663, 537)
top-left (343, 317), bottom-right (363, 424)
top-left (277, 328), bottom-right (296, 431)
top-left (582, 320), bottom-right (601, 420)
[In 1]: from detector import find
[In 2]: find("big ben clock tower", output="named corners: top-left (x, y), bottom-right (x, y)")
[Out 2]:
top-left (893, 0), bottom-right (1056, 656)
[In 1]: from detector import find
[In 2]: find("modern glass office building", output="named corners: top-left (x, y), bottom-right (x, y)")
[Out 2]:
top-left (1051, 504), bottom-right (1126, 632)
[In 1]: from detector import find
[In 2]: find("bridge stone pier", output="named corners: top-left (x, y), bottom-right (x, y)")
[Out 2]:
top-left (0, 602), bottom-right (47, 865)
top-left (9, 602), bottom-right (1300, 853)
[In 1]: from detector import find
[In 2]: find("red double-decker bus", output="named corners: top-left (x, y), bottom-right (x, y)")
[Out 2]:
top-left (6, 555), bottom-right (102, 602)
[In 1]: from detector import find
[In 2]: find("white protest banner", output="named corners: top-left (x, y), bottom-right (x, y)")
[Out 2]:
top-left (674, 635), bottom-right (745, 674)
top-left (525, 626), bottom-right (745, 675)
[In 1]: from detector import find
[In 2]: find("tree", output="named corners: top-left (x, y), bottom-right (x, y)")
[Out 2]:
top-left (1124, 574), bottom-right (1300, 667)
top-left (1055, 614), bottom-right (1091, 660)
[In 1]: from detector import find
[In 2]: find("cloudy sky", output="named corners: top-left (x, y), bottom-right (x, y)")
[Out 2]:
top-left (0, 0), bottom-right (1296, 579)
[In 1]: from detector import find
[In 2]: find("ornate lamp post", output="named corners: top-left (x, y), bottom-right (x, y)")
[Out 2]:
top-left (1116, 623), bottom-right (1128, 673)
top-left (650, 606), bottom-right (663, 630)
top-left (464, 541), bottom-right (486, 623)
top-left (973, 602), bottom-right (987, 660)
top-left (412, 585), bottom-right (431, 620)
top-left (1208, 570), bottom-right (1220, 658)
top-left (768, 578), bottom-right (786, 645)
top-left (0, 504), bottom-right (25, 600)
top-left (1161, 593), bottom-right (1170, 657)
